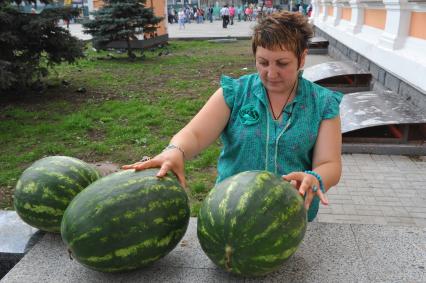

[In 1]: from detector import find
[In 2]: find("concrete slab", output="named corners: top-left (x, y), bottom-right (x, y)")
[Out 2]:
top-left (3, 218), bottom-right (425, 282)
top-left (0, 211), bottom-right (39, 254)
top-left (0, 211), bottom-right (41, 279)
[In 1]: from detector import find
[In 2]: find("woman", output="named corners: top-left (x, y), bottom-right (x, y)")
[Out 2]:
top-left (123, 12), bottom-right (342, 222)
top-left (178, 9), bottom-right (186, 30)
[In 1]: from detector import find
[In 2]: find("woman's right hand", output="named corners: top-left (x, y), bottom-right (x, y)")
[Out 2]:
top-left (121, 149), bottom-right (186, 188)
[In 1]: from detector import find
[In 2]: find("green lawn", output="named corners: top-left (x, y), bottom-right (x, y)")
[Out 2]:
top-left (0, 40), bottom-right (257, 215)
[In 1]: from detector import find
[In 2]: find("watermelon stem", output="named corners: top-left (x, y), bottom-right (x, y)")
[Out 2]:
top-left (225, 245), bottom-right (233, 271)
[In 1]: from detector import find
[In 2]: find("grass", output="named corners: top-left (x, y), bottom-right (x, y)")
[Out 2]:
top-left (0, 40), bottom-right (257, 214)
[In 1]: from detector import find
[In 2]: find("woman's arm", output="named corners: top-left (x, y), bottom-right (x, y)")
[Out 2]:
top-left (283, 116), bottom-right (342, 209)
top-left (311, 115), bottom-right (342, 191)
top-left (170, 87), bottom-right (231, 159)
top-left (122, 88), bottom-right (230, 187)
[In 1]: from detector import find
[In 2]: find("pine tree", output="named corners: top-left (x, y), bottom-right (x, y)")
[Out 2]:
top-left (0, 0), bottom-right (84, 92)
top-left (83, 0), bottom-right (162, 59)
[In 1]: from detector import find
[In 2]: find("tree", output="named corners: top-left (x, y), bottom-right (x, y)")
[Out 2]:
top-left (0, 0), bottom-right (84, 92)
top-left (83, 0), bottom-right (162, 59)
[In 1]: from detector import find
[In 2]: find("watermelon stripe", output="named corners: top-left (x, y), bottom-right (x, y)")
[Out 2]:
top-left (74, 177), bottom-right (181, 213)
top-left (31, 167), bottom-right (85, 190)
top-left (47, 157), bottom-right (99, 182)
top-left (77, 227), bottom-right (186, 264)
top-left (100, 254), bottom-right (163, 272)
top-left (68, 198), bottom-right (187, 248)
top-left (68, 200), bottom-right (187, 250)
top-left (22, 202), bottom-right (63, 216)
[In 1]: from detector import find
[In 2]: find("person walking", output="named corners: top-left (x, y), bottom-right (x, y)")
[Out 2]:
top-left (178, 9), bottom-right (186, 30)
top-left (237, 5), bottom-right (242, 22)
top-left (207, 6), bottom-right (213, 23)
top-left (220, 5), bottom-right (230, 28)
top-left (229, 5), bottom-right (235, 25)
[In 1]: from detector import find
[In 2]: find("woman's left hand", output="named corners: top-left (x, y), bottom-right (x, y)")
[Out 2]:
top-left (283, 172), bottom-right (329, 210)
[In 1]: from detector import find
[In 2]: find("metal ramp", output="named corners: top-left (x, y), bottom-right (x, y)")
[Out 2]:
top-left (340, 91), bottom-right (426, 155)
top-left (308, 36), bottom-right (329, 54)
top-left (303, 61), bottom-right (372, 93)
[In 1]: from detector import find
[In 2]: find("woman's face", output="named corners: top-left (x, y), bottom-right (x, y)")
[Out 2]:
top-left (255, 46), bottom-right (306, 94)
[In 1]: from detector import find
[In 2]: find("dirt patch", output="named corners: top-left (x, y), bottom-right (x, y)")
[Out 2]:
top-left (0, 186), bottom-right (14, 209)
top-left (89, 161), bottom-right (121, 176)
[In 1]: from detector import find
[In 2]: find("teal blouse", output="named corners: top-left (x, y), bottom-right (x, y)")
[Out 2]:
top-left (217, 72), bottom-right (343, 222)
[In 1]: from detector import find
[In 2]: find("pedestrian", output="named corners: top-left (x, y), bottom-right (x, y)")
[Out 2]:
top-left (237, 5), bottom-right (242, 22)
top-left (178, 9), bottom-right (185, 30)
top-left (207, 6), bottom-right (213, 23)
top-left (229, 5), bottom-right (235, 25)
top-left (220, 4), bottom-right (230, 28)
top-left (123, 12), bottom-right (343, 222)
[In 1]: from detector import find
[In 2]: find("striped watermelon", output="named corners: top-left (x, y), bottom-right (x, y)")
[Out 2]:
top-left (60, 169), bottom-right (190, 273)
top-left (197, 170), bottom-right (307, 277)
top-left (14, 156), bottom-right (101, 233)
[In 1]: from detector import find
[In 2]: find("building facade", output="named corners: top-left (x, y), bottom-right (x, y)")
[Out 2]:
top-left (310, 0), bottom-right (426, 107)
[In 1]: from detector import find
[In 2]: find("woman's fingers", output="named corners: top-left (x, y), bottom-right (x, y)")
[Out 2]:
top-left (284, 171), bottom-right (329, 208)
top-left (283, 172), bottom-right (305, 195)
top-left (304, 191), bottom-right (314, 210)
top-left (122, 158), bottom-right (161, 171)
top-left (156, 162), bottom-right (187, 188)
top-left (175, 171), bottom-right (187, 188)
top-left (298, 177), bottom-right (312, 197)
top-left (317, 190), bottom-right (329, 206)
top-left (156, 162), bottom-right (171, 177)
top-left (121, 163), bottom-right (140, 169)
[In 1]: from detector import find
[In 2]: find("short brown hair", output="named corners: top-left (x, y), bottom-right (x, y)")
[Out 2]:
top-left (252, 12), bottom-right (313, 65)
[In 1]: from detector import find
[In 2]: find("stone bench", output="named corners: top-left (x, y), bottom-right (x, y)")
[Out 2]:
top-left (2, 218), bottom-right (425, 282)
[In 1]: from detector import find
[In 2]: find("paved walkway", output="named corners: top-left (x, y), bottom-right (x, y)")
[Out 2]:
top-left (67, 22), bottom-right (426, 229)
top-left (167, 20), bottom-right (256, 39)
top-left (68, 20), bottom-right (256, 41)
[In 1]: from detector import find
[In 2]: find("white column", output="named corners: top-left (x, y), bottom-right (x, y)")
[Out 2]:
top-left (321, 0), bottom-right (328, 21)
top-left (87, 0), bottom-right (94, 13)
top-left (310, 0), bottom-right (320, 24)
top-left (379, 0), bottom-right (411, 49)
top-left (332, 0), bottom-right (342, 26)
top-left (347, 0), bottom-right (363, 33)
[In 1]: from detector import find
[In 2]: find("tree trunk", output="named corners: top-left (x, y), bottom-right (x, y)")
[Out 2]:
top-left (126, 37), bottom-right (135, 60)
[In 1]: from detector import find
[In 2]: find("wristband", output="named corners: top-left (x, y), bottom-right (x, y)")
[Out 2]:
top-left (304, 170), bottom-right (325, 193)
top-left (163, 144), bottom-right (186, 158)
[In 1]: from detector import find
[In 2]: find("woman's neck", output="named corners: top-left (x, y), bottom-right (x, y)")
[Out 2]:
top-left (266, 79), bottom-right (298, 121)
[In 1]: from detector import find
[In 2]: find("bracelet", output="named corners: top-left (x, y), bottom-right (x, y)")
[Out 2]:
top-left (163, 144), bottom-right (186, 158)
top-left (304, 170), bottom-right (325, 193)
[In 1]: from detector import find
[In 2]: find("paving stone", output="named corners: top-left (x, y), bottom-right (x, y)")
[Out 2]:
top-left (413, 218), bottom-right (426, 227)
top-left (356, 210), bottom-right (384, 217)
top-left (385, 216), bottom-right (417, 225)
top-left (356, 216), bottom-right (388, 225)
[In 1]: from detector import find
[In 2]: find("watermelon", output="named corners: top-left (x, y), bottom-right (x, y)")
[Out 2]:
top-left (14, 156), bottom-right (101, 233)
top-left (60, 169), bottom-right (190, 273)
top-left (197, 170), bottom-right (307, 277)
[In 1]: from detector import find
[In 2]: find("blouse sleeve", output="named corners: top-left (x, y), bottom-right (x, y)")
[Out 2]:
top-left (220, 75), bottom-right (236, 109)
top-left (322, 91), bottom-right (343, 120)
